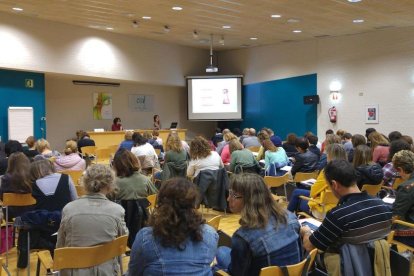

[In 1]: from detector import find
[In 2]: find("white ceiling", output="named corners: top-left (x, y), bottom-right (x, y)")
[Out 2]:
top-left (1, 0), bottom-right (414, 50)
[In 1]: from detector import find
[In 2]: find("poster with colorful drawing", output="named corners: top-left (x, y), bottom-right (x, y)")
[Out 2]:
top-left (93, 92), bottom-right (112, 120)
top-left (365, 104), bottom-right (379, 124)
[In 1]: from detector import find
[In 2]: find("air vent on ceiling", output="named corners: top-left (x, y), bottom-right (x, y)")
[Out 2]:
top-left (314, 34), bottom-right (330, 38)
top-left (374, 25), bottom-right (394, 30)
top-left (72, 80), bottom-right (120, 87)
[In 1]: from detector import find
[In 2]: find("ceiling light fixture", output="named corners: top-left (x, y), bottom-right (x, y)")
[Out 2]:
top-left (353, 19), bottom-right (365, 23)
top-left (250, 37), bottom-right (258, 40)
top-left (219, 36), bottom-right (225, 45)
top-left (12, 7), bottom-right (23, 11)
top-left (172, 6), bottom-right (183, 11)
top-left (142, 16), bottom-right (151, 20)
top-left (106, 27), bottom-right (114, 30)
top-left (293, 30), bottom-right (302, 33)
top-left (287, 18), bottom-right (301, 23)
top-left (206, 34), bottom-right (218, 73)
top-left (271, 14), bottom-right (281, 18)
top-left (348, 0), bottom-right (362, 2)
top-left (222, 25), bottom-right (231, 29)
top-left (164, 25), bottom-right (170, 33)
top-left (132, 20), bottom-right (139, 28)
top-left (192, 30), bottom-right (199, 39)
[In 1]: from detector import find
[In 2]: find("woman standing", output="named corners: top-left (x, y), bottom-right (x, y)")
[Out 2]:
top-left (215, 173), bottom-right (302, 276)
top-left (153, 114), bottom-right (161, 130)
top-left (187, 136), bottom-right (224, 178)
top-left (57, 164), bottom-right (128, 275)
top-left (127, 178), bottom-right (218, 275)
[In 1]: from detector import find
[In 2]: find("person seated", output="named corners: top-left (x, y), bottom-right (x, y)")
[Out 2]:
top-left (187, 136), bottom-right (224, 178)
top-left (391, 150), bottom-right (414, 247)
top-left (388, 131), bottom-right (402, 142)
top-left (23, 136), bottom-right (39, 160)
top-left (307, 135), bottom-right (321, 159)
top-left (241, 128), bottom-right (261, 149)
top-left (283, 133), bottom-right (298, 157)
top-left (229, 139), bottom-right (259, 173)
top-left (0, 152), bottom-right (34, 219)
top-left (291, 137), bottom-right (319, 176)
top-left (317, 134), bottom-right (342, 170)
top-left (118, 130), bottom-right (134, 151)
top-left (0, 140), bottom-right (23, 175)
top-left (301, 160), bottom-right (392, 275)
top-left (220, 132), bottom-right (238, 165)
top-left (215, 173), bottom-right (302, 276)
top-left (131, 132), bottom-right (158, 173)
top-left (159, 134), bottom-right (188, 181)
top-left (127, 178), bottom-right (218, 275)
top-left (54, 140), bottom-right (86, 172)
top-left (288, 144), bottom-right (345, 219)
top-left (152, 129), bottom-right (163, 146)
top-left (255, 131), bottom-right (270, 161)
top-left (368, 131), bottom-right (390, 166)
top-left (348, 134), bottom-right (366, 163)
top-left (111, 117), bottom-right (123, 131)
top-left (239, 128), bottom-right (249, 144)
top-left (320, 129), bottom-right (334, 153)
top-left (145, 131), bottom-right (164, 156)
top-left (382, 139), bottom-right (411, 187)
top-left (261, 127), bottom-right (282, 147)
top-left (57, 164), bottom-right (128, 275)
top-left (216, 129), bottom-right (231, 154)
top-left (353, 145), bottom-right (383, 189)
top-left (112, 149), bottom-right (157, 200)
top-left (263, 139), bottom-right (289, 174)
top-left (212, 127), bottom-right (224, 147)
top-left (77, 132), bottom-right (96, 153)
top-left (0, 141), bottom-right (5, 159)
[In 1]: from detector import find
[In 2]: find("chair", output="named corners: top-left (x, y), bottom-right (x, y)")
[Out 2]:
top-left (108, 144), bottom-right (119, 155)
top-left (146, 194), bottom-right (157, 214)
top-left (264, 173), bottom-right (290, 199)
top-left (95, 148), bottom-right (111, 164)
top-left (80, 146), bottom-right (96, 158)
top-left (392, 177), bottom-right (405, 190)
top-left (247, 146), bottom-right (260, 153)
top-left (293, 171), bottom-right (319, 182)
top-left (207, 215), bottom-right (222, 231)
top-left (387, 219), bottom-right (414, 252)
top-left (74, 185), bottom-right (86, 197)
top-left (361, 184), bottom-right (382, 197)
top-left (154, 148), bottom-right (161, 156)
top-left (260, 248), bottom-right (318, 276)
top-left (298, 190), bottom-right (338, 220)
top-left (37, 235), bottom-right (128, 275)
top-left (138, 155), bottom-right (156, 176)
top-left (0, 258), bottom-right (8, 276)
top-left (60, 170), bottom-right (84, 185)
top-left (1, 193), bottom-right (36, 267)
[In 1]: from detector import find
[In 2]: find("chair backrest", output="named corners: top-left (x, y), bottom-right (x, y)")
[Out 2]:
top-left (80, 146), bottom-right (96, 156)
top-left (361, 184), bottom-right (382, 196)
top-left (207, 215), bottom-right (222, 231)
top-left (387, 219), bottom-right (414, 252)
top-left (154, 148), bottom-right (161, 156)
top-left (61, 170), bottom-right (84, 185)
top-left (108, 144), bottom-right (119, 155)
top-left (260, 248), bottom-right (318, 276)
top-left (53, 235), bottom-right (128, 270)
top-left (392, 177), bottom-right (404, 190)
top-left (2, 193), bottom-right (36, 207)
top-left (247, 146), bottom-right (260, 153)
top-left (96, 148), bottom-right (111, 164)
top-left (264, 173), bottom-right (290, 188)
top-left (146, 194), bottom-right (157, 213)
top-left (293, 171), bottom-right (319, 182)
top-left (75, 185), bottom-right (87, 197)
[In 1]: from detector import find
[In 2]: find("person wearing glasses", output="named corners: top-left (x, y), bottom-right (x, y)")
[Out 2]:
top-left (215, 173), bottom-right (302, 276)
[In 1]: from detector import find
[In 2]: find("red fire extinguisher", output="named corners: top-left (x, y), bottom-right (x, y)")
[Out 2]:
top-left (328, 106), bottom-right (337, 123)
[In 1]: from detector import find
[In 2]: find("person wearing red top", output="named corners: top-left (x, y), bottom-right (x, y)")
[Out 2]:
top-left (111, 117), bottom-right (123, 131)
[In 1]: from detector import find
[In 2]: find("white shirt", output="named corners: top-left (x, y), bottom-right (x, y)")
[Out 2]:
top-left (131, 143), bottom-right (158, 159)
top-left (187, 151), bottom-right (224, 178)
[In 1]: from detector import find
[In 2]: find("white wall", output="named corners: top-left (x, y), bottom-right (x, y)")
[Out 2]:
top-left (219, 27), bottom-right (414, 140)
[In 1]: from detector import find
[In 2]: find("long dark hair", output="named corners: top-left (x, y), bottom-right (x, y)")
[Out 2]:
top-left (6, 152), bottom-right (32, 192)
top-left (149, 178), bottom-right (204, 248)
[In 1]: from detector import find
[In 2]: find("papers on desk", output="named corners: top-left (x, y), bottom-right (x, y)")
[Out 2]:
top-left (382, 196), bottom-right (395, 204)
top-left (280, 166), bottom-right (292, 172)
top-left (300, 178), bottom-right (316, 187)
top-left (299, 218), bottom-right (322, 232)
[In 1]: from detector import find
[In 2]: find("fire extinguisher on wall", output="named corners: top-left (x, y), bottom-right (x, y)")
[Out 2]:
top-left (328, 106), bottom-right (337, 123)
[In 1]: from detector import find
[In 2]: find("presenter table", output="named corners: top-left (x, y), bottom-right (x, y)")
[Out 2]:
top-left (87, 129), bottom-right (186, 149)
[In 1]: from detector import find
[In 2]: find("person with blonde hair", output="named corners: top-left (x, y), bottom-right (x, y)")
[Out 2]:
top-left (24, 136), bottom-right (39, 159)
top-left (220, 132), bottom-right (238, 165)
top-left (57, 164), bottom-right (128, 275)
top-left (119, 130), bottom-right (134, 151)
top-left (33, 138), bottom-right (60, 161)
top-left (263, 139), bottom-right (289, 172)
top-left (215, 173), bottom-right (301, 275)
top-left (368, 131), bottom-right (390, 166)
top-left (54, 140), bottom-right (86, 172)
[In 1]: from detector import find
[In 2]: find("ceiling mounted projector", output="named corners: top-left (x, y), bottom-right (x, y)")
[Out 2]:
top-left (206, 34), bottom-right (218, 73)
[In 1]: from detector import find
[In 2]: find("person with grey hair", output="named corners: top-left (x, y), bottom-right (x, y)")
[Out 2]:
top-left (216, 128), bottom-right (231, 154)
top-left (242, 128), bottom-right (261, 148)
top-left (57, 164), bottom-right (128, 275)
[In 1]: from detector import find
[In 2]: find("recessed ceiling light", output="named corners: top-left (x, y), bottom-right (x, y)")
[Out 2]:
top-left (348, 0), bottom-right (362, 2)
top-left (106, 27), bottom-right (114, 30)
top-left (12, 7), bottom-right (23, 11)
top-left (172, 6), bottom-right (183, 11)
top-left (271, 14), bottom-right (281, 18)
top-left (142, 16), bottom-right (151, 20)
top-left (287, 18), bottom-right (301, 23)
top-left (222, 25), bottom-right (231, 29)
top-left (353, 19), bottom-right (364, 23)
top-left (122, 12), bottom-right (136, 18)
top-left (292, 30), bottom-right (302, 33)
top-left (250, 37), bottom-right (258, 40)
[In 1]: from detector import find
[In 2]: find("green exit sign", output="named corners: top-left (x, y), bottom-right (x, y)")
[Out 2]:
top-left (25, 79), bottom-right (34, 88)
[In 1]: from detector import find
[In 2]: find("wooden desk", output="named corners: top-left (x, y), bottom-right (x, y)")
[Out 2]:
top-left (87, 129), bottom-right (187, 149)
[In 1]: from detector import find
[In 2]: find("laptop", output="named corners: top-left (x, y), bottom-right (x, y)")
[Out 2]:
top-left (170, 122), bottom-right (178, 129)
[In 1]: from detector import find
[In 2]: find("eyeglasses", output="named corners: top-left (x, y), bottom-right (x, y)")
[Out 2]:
top-left (229, 189), bottom-right (243, 199)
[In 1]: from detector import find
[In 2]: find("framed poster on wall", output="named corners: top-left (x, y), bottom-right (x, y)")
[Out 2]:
top-left (93, 92), bottom-right (112, 120)
top-left (128, 94), bottom-right (154, 112)
top-left (365, 104), bottom-right (379, 124)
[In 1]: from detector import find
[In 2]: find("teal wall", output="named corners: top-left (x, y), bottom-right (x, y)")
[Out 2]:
top-left (0, 69), bottom-right (45, 142)
top-left (225, 74), bottom-right (317, 139)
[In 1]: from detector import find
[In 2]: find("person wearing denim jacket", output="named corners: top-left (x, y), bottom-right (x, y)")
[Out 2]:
top-left (127, 178), bottom-right (218, 276)
top-left (215, 173), bottom-right (302, 276)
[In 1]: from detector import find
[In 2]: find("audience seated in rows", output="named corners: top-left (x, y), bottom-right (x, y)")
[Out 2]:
top-left (307, 134), bottom-right (321, 159)
top-left (160, 133), bottom-right (188, 181)
top-left (241, 128), bottom-right (261, 149)
top-left (353, 144), bottom-right (383, 189)
top-left (0, 140), bottom-right (24, 175)
top-left (187, 136), bottom-right (224, 178)
top-left (229, 139), bottom-right (259, 173)
top-left (342, 132), bottom-right (353, 156)
top-left (261, 127), bottom-right (283, 147)
top-left (77, 132), bottom-right (96, 153)
top-left (216, 129), bottom-right (231, 154)
top-left (131, 132), bottom-right (158, 173)
top-left (282, 133), bottom-right (298, 157)
top-left (33, 139), bottom-right (61, 161)
top-left (215, 173), bottom-right (302, 276)
top-left (239, 128), bottom-right (249, 144)
top-left (54, 140), bottom-right (86, 172)
top-left (317, 134), bottom-right (341, 170)
top-left (118, 130), bottom-right (134, 151)
top-left (382, 139), bottom-right (411, 186)
top-left (57, 164), bottom-right (127, 275)
top-left (127, 178), bottom-right (218, 275)
top-left (320, 129), bottom-right (334, 153)
top-left (369, 131), bottom-right (390, 166)
top-left (23, 136), bottom-right (39, 160)
top-left (347, 134), bottom-right (366, 163)
top-left (291, 137), bottom-right (319, 176)
top-left (212, 127), bottom-right (224, 147)
top-left (220, 132), bottom-right (238, 165)
top-left (263, 139), bottom-right (289, 173)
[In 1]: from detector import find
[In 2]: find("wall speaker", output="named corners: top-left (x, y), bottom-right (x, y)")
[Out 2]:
top-left (303, 95), bottom-right (319, 105)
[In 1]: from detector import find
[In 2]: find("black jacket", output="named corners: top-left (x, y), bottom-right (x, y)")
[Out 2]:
top-left (194, 168), bottom-right (228, 211)
top-left (291, 150), bottom-right (319, 175)
top-left (355, 163), bottom-right (384, 189)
